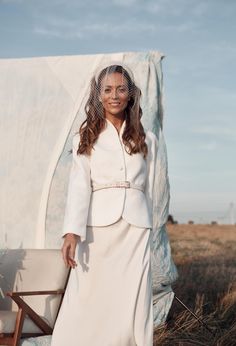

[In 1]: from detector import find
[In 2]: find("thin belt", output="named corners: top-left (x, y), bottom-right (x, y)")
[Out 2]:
top-left (91, 181), bottom-right (145, 192)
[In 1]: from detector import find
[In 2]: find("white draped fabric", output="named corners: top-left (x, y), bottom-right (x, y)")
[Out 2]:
top-left (0, 51), bottom-right (178, 344)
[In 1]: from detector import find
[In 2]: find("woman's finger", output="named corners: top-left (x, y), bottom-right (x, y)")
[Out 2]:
top-left (68, 257), bottom-right (77, 269)
top-left (69, 242), bottom-right (77, 268)
top-left (61, 235), bottom-right (79, 268)
top-left (61, 242), bottom-right (70, 267)
top-left (69, 243), bottom-right (76, 261)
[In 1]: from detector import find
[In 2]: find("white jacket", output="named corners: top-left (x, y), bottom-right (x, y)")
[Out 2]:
top-left (62, 117), bottom-right (178, 288)
top-left (62, 118), bottom-right (157, 242)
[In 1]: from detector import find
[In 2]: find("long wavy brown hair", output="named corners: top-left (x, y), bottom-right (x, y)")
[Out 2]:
top-left (73, 65), bottom-right (148, 158)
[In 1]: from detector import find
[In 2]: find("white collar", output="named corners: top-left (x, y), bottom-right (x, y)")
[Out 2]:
top-left (105, 117), bottom-right (126, 138)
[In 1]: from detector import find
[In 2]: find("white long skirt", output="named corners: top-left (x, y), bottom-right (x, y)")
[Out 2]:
top-left (51, 217), bottom-right (153, 346)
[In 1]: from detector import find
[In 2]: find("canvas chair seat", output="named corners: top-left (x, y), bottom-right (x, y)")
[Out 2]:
top-left (0, 311), bottom-right (49, 334)
top-left (0, 249), bottom-right (70, 346)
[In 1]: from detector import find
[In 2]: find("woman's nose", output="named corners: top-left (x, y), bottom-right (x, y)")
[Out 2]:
top-left (111, 89), bottom-right (118, 99)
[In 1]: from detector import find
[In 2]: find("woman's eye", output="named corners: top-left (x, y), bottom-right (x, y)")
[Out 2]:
top-left (103, 87), bottom-right (127, 94)
top-left (119, 88), bottom-right (128, 93)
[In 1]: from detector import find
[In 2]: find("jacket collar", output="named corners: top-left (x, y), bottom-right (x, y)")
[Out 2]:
top-left (105, 117), bottom-right (126, 139)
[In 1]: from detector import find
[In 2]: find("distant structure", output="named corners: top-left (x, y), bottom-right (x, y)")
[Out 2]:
top-left (211, 221), bottom-right (218, 225)
top-left (217, 202), bottom-right (235, 225)
top-left (229, 202), bottom-right (235, 225)
top-left (173, 202), bottom-right (236, 225)
top-left (167, 214), bottom-right (178, 224)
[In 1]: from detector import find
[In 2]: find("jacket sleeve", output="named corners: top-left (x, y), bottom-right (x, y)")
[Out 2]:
top-left (145, 128), bottom-right (178, 286)
top-left (62, 134), bottom-right (92, 242)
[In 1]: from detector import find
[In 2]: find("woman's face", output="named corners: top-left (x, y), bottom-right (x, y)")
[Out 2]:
top-left (99, 72), bottom-right (130, 119)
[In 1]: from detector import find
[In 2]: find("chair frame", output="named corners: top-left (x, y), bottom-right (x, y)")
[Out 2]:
top-left (0, 268), bottom-right (71, 346)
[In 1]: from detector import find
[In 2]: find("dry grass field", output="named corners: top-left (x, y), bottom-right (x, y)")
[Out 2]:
top-left (153, 224), bottom-right (236, 346)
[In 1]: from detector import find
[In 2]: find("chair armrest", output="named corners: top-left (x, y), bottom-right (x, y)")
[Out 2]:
top-left (6, 289), bottom-right (65, 297)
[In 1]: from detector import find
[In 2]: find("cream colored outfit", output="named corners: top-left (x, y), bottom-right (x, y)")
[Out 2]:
top-left (61, 118), bottom-right (157, 242)
top-left (51, 118), bottom-right (159, 346)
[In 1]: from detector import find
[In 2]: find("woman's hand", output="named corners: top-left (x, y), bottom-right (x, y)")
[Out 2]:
top-left (61, 233), bottom-right (80, 268)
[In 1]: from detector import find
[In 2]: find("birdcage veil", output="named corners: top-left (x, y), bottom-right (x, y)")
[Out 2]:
top-left (93, 60), bottom-right (135, 85)
top-left (84, 60), bottom-right (141, 122)
top-left (76, 60), bottom-right (148, 157)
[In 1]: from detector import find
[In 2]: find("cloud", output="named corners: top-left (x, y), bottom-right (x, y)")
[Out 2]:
top-left (145, 0), bottom-right (209, 17)
top-left (111, 0), bottom-right (141, 7)
top-left (198, 141), bottom-right (217, 151)
top-left (1, 0), bottom-right (218, 46)
top-left (157, 21), bottom-right (199, 33)
top-left (192, 125), bottom-right (236, 139)
top-left (3, 0), bottom-right (211, 37)
top-left (0, 0), bottom-right (24, 3)
top-left (34, 26), bottom-right (84, 39)
top-left (33, 15), bottom-right (157, 39)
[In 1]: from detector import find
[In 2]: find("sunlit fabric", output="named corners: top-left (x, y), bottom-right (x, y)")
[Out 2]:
top-left (0, 51), bottom-right (178, 344)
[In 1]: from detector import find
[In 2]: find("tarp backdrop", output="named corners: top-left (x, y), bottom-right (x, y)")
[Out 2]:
top-left (0, 51), bottom-right (178, 336)
top-left (0, 50), bottom-right (165, 249)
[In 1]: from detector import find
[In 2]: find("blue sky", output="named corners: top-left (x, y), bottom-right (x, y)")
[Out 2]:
top-left (0, 0), bottom-right (235, 223)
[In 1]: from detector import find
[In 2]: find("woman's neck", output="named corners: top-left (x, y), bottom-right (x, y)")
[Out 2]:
top-left (105, 114), bottom-right (126, 133)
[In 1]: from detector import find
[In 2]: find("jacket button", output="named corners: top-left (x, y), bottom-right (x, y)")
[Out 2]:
top-left (120, 167), bottom-right (124, 171)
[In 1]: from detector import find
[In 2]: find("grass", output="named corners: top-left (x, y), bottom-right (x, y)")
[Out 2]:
top-left (153, 224), bottom-right (236, 346)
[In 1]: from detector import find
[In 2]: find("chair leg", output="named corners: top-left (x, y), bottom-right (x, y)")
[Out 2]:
top-left (0, 336), bottom-right (14, 346)
top-left (12, 308), bottom-right (26, 346)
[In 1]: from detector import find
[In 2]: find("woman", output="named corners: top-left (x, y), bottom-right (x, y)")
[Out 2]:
top-left (51, 62), bottom-right (165, 346)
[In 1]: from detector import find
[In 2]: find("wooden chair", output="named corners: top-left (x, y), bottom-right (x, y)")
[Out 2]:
top-left (0, 249), bottom-right (70, 346)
